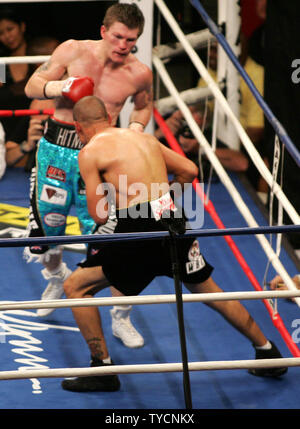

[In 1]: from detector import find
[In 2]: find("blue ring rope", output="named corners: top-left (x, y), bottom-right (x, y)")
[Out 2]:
top-left (189, 0), bottom-right (300, 168)
top-left (0, 224), bottom-right (299, 248)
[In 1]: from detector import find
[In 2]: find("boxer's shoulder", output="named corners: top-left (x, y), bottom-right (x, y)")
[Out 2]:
top-left (123, 56), bottom-right (152, 91)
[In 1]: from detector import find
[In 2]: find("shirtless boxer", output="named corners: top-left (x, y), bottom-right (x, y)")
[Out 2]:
top-left (24, 3), bottom-right (152, 348)
top-left (60, 96), bottom-right (287, 392)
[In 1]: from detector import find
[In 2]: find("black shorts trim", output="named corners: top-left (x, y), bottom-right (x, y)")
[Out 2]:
top-left (44, 117), bottom-right (83, 150)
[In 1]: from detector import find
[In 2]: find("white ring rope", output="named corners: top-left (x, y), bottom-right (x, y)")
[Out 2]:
top-left (0, 5), bottom-right (298, 302)
top-left (1, 289), bottom-right (300, 312)
top-left (0, 0), bottom-right (299, 389)
top-left (156, 86), bottom-right (215, 116)
top-left (153, 29), bottom-right (215, 60)
top-left (152, 0), bottom-right (300, 306)
top-left (154, 0), bottom-right (300, 226)
top-left (1, 289), bottom-right (299, 382)
top-left (0, 55), bottom-right (50, 65)
top-left (153, 54), bottom-right (300, 307)
top-left (0, 358), bottom-right (299, 381)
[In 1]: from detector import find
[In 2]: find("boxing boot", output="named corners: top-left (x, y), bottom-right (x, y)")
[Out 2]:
top-left (61, 357), bottom-right (120, 392)
top-left (37, 262), bottom-right (72, 317)
top-left (110, 305), bottom-right (144, 348)
top-left (249, 340), bottom-right (288, 377)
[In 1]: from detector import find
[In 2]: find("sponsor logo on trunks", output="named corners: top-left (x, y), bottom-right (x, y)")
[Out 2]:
top-left (29, 245), bottom-right (44, 254)
top-left (43, 212), bottom-right (66, 227)
top-left (90, 248), bottom-right (100, 256)
top-left (46, 165), bottom-right (66, 182)
top-left (150, 193), bottom-right (177, 221)
top-left (40, 184), bottom-right (67, 206)
top-left (186, 240), bottom-right (205, 274)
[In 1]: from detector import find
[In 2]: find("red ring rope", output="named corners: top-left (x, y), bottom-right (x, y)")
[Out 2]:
top-left (2, 105), bottom-right (299, 355)
top-left (0, 109), bottom-right (55, 117)
top-left (153, 107), bottom-right (300, 357)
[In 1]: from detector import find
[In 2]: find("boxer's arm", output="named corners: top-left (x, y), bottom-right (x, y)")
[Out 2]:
top-left (159, 141), bottom-right (198, 188)
top-left (78, 146), bottom-right (109, 225)
top-left (129, 67), bottom-right (153, 132)
top-left (25, 40), bottom-right (78, 100)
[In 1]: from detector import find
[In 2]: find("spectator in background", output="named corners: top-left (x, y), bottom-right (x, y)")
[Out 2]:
top-left (196, 32), bottom-right (267, 200)
top-left (5, 98), bottom-right (54, 171)
top-left (0, 7), bottom-right (30, 85)
top-left (155, 102), bottom-right (248, 181)
top-left (240, 16), bottom-right (268, 202)
top-left (27, 35), bottom-right (59, 59)
top-left (255, 0), bottom-right (267, 21)
top-left (0, 8), bottom-right (33, 139)
top-left (263, 1), bottom-right (300, 250)
top-left (5, 36), bottom-right (59, 171)
top-left (269, 274), bottom-right (300, 302)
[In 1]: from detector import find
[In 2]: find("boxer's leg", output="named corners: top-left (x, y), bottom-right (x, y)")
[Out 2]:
top-left (24, 139), bottom-right (74, 317)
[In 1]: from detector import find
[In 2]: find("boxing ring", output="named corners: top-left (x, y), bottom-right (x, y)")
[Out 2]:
top-left (1, 0), bottom-right (300, 411)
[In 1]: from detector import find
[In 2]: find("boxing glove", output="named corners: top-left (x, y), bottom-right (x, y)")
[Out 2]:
top-left (62, 76), bottom-right (94, 103)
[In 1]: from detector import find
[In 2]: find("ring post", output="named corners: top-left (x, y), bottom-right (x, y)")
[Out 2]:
top-left (166, 219), bottom-right (193, 409)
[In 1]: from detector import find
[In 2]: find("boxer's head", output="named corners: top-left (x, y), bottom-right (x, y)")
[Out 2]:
top-left (102, 3), bottom-right (144, 37)
top-left (100, 3), bottom-right (144, 64)
top-left (73, 95), bottom-right (110, 144)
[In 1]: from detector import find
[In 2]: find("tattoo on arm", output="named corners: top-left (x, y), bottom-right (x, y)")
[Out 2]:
top-left (35, 60), bottom-right (52, 73)
top-left (135, 86), bottom-right (153, 110)
top-left (144, 86), bottom-right (153, 106)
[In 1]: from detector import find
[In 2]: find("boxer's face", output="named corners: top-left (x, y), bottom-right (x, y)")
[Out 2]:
top-left (101, 21), bottom-right (139, 64)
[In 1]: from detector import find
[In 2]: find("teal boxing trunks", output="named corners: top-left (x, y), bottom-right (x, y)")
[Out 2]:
top-left (27, 117), bottom-right (95, 254)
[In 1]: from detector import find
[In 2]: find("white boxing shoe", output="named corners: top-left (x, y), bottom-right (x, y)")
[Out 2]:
top-left (37, 262), bottom-right (72, 317)
top-left (110, 305), bottom-right (144, 348)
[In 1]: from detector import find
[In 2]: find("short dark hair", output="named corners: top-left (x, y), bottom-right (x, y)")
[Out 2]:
top-left (0, 7), bottom-right (25, 25)
top-left (103, 3), bottom-right (145, 36)
top-left (73, 96), bottom-right (109, 124)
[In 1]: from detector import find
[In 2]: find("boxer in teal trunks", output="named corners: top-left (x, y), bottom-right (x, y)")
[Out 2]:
top-left (28, 117), bottom-right (92, 243)
top-left (24, 3), bottom-right (152, 348)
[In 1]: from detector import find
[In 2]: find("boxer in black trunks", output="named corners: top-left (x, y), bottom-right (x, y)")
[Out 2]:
top-left (61, 95), bottom-right (287, 393)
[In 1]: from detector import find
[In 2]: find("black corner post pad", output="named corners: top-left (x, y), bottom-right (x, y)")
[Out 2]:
top-left (166, 219), bottom-right (193, 410)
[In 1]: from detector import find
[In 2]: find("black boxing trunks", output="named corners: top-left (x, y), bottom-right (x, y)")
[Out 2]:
top-left (78, 193), bottom-right (214, 296)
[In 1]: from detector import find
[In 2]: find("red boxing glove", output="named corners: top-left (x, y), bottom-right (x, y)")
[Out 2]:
top-left (62, 76), bottom-right (94, 103)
